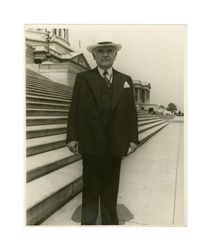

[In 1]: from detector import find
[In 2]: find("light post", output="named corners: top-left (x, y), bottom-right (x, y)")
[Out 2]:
top-left (41, 30), bottom-right (56, 63)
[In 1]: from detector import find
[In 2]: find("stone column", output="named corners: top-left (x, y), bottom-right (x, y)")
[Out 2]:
top-left (148, 90), bottom-right (150, 103)
top-left (66, 29), bottom-right (69, 41)
top-left (64, 29), bottom-right (66, 39)
top-left (145, 90), bottom-right (148, 104)
top-left (140, 89), bottom-right (143, 103)
top-left (135, 88), bottom-right (138, 103)
top-left (138, 88), bottom-right (141, 103)
top-left (146, 90), bottom-right (149, 104)
top-left (58, 29), bottom-right (62, 37)
top-left (64, 29), bottom-right (67, 40)
top-left (143, 90), bottom-right (145, 104)
top-left (52, 29), bottom-right (56, 35)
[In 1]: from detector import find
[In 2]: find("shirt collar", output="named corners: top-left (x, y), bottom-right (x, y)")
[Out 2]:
top-left (98, 67), bottom-right (113, 78)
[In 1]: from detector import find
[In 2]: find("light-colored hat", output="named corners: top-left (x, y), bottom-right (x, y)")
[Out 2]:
top-left (87, 32), bottom-right (122, 53)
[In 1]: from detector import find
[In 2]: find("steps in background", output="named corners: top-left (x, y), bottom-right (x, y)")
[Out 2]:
top-left (26, 67), bottom-right (170, 225)
top-left (27, 116), bottom-right (67, 126)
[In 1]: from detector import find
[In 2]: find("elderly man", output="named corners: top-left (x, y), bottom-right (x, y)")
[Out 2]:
top-left (66, 38), bottom-right (139, 225)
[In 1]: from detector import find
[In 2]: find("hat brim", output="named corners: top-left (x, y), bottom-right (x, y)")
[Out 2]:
top-left (87, 42), bottom-right (122, 53)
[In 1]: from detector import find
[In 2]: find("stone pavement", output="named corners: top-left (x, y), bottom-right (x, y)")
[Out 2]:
top-left (42, 117), bottom-right (185, 226)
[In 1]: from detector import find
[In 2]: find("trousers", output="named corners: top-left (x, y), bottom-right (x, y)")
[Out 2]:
top-left (81, 154), bottom-right (122, 225)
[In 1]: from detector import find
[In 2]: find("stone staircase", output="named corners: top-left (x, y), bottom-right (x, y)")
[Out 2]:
top-left (26, 68), bottom-right (169, 225)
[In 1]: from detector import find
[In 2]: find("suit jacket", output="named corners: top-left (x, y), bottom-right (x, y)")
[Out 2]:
top-left (66, 67), bottom-right (139, 157)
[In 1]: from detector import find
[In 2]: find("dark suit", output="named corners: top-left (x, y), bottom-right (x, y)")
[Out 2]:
top-left (66, 67), bottom-right (138, 224)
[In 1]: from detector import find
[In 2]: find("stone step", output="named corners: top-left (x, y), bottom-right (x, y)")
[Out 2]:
top-left (26, 78), bottom-right (61, 89)
top-left (26, 147), bottom-right (80, 182)
top-left (26, 116), bottom-right (68, 126)
top-left (26, 123), bottom-right (67, 139)
top-left (26, 82), bottom-right (71, 95)
top-left (26, 89), bottom-right (71, 100)
top-left (26, 75), bottom-right (70, 89)
top-left (137, 113), bottom-right (155, 117)
top-left (138, 121), bottom-right (168, 144)
top-left (26, 108), bottom-right (149, 117)
top-left (26, 121), bottom-right (168, 183)
top-left (26, 84), bottom-right (71, 96)
top-left (26, 78), bottom-right (71, 91)
top-left (26, 86), bottom-right (71, 99)
top-left (26, 101), bottom-right (70, 110)
top-left (27, 108), bottom-right (69, 116)
top-left (138, 117), bottom-right (160, 122)
top-left (26, 117), bottom-right (161, 141)
top-left (26, 89), bottom-right (72, 102)
top-left (26, 122), bottom-right (168, 225)
top-left (26, 94), bottom-right (71, 105)
top-left (26, 161), bottom-right (83, 225)
top-left (138, 115), bottom-right (156, 119)
top-left (26, 119), bottom-right (163, 155)
top-left (27, 119), bottom-right (161, 156)
top-left (42, 193), bottom-right (82, 225)
top-left (138, 119), bottom-right (162, 126)
top-left (26, 75), bottom-right (71, 89)
top-left (26, 134), bottom-right (67, 156)
top-left (138, 120), bottom-right (167, 133)
top-left (26, 124), bottom-right (67, 139)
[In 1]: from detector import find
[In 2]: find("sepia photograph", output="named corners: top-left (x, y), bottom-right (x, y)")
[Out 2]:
top-left (25, 24), bottom-right (186, 226)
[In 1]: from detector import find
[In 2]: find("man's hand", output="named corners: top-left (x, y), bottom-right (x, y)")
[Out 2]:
top-left (67, 141), bottom-right (79, 154)
top-left (127, 142), bottom-right (138, 155)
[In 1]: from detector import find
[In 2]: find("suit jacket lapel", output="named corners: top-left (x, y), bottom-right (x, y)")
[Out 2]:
top-left (86, 67), bottom-right (103, 111)
top-left (112, 69), bottom-right (124, 110)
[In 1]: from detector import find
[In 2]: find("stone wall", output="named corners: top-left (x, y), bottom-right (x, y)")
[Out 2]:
top-left (38, 62), bottom-right (87, 86)
top-left (26, 44), bottom-right (34, 64)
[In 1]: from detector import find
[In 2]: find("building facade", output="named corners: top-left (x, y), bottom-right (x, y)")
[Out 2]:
top-left (133, 80), bottom-right (152, 110)
top-left (25, 27), bottom-right (152, 107)
top-left (25, 27), bottom-right (91, 86)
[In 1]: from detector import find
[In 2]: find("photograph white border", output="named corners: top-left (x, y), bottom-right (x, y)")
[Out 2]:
top-left (1, 0), bottom-right (211, 249)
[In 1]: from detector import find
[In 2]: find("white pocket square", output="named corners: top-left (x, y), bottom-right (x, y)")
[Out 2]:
top-left (124, 81), bottom-right (130, 88)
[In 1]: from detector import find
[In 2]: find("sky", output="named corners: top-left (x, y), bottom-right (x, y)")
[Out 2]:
top-left (68, 25), bottom-right (185, 112)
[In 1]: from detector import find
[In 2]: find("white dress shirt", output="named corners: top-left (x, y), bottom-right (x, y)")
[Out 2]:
top-left (98, 67), bottom-right (113, 83)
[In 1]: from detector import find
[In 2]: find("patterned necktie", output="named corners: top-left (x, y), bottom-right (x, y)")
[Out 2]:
top-left (103, 70), bottom-right (112, 88)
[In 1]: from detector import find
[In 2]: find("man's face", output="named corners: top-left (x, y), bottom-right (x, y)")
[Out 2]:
top-left (92, 46), bottom-right (117, 70)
